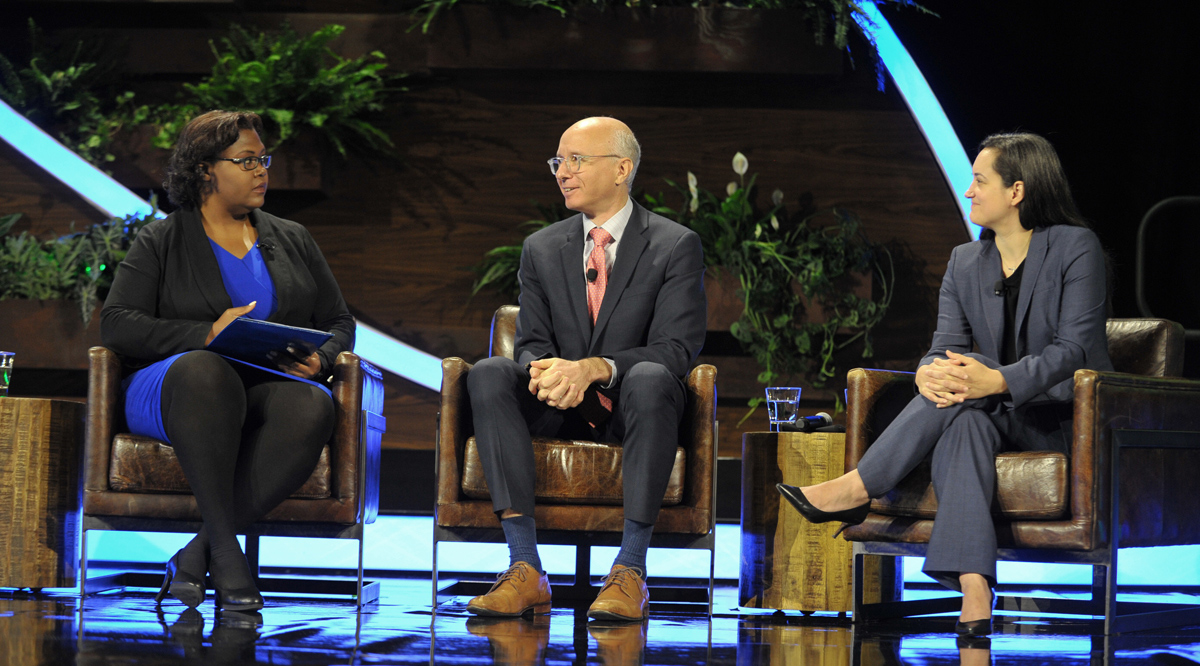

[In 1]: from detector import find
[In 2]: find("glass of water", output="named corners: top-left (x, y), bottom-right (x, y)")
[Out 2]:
top-left (0, 352), bottom-right (13, 397)
top-left (765, 386), bottom-right (801, 432)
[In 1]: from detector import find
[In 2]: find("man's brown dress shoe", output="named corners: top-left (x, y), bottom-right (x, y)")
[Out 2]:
top-left (587, 565), bottom-right (649, 622)
top-left (467, 562), bottom-right (553, 617)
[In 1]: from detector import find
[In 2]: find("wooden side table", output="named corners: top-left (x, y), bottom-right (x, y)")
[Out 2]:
top-left (0, 397), bottom-right (85, 589)
top-left (739, 431), bottom-right (900, 612)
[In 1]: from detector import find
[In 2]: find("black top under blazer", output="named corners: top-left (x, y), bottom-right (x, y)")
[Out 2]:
top-left (101, 207), bottom-right (355, 377)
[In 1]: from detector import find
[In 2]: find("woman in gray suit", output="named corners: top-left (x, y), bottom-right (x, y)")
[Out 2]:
top-left (777, 133), bottom-right (1111, 637)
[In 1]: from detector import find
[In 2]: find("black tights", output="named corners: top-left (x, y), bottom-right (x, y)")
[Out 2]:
top-left (160, 351), bottom-right (334, 589)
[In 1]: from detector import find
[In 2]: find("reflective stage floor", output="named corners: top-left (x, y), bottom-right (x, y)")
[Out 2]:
top-left (5, 580), bottom-right (1200, 665)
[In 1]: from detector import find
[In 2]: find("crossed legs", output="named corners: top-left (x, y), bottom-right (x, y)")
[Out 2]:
top-left (161, 351), bottom-right (334, 602)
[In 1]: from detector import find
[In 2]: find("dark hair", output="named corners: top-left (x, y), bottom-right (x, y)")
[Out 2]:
top-left (976, 132), bottom-right (1089, 240)
top-left (162, 110), bottom-right (265, 209)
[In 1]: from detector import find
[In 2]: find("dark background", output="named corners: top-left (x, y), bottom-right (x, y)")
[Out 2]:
top-left (883, 0), bottom-right (1200, 327)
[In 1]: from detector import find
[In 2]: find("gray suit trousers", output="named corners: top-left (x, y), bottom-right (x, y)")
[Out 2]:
top-left (466, 356), bottom-right (686, 525)
top-left (856, 385), bottom-right (1071, 590)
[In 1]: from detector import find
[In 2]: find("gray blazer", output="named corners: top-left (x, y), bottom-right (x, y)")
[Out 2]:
top-left (921, 224), bottom-right (1112, 407)
top-left (513, 201), bottom-right (707, 400)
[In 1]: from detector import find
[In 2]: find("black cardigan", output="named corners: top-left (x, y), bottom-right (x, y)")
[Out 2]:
top-left (100, 207), bottom-right (355, 377)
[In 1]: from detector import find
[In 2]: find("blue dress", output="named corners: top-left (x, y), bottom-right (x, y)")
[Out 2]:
top-left (122, 240), bottom-right (278, 443)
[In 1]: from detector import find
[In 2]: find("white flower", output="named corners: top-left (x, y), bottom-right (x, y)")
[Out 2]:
top-left (754, 224), bottom-right (762, 239)
top-left (689, 196), bottom-right (698, 214)
top-left (687, 171), bottom-right (698, 196)
top-left (726, 181), bottom-right (738, 196)
top-left (732, 152), bottom-right (748, 176)
top-left (771, 188), bottom-right (784, 207)
top-left (770, 214), bottom-right (780, 231)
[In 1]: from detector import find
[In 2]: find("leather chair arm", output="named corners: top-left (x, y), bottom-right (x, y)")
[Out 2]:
top-left (845, 367), bottom-right (917, 473)
top-left (1073, 368), bottom-right (1200, 547)
top-left (330, 352), bottom-right (385, 515)
top-left (683, 364), bottom-right (717, 513)
top-left (85, 346), bottom-right (122, 493)
top-left (437, 357), bottom-right (473, 507)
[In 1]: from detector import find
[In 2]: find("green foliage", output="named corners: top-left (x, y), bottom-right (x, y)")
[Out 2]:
top-left (0, 19), bottom-right (150, 166)
top-left (470, 155), bottom-right (894, 411)
top-left (0, 201), bottom-right (159, 325)
top-left (646, 154), bottom-right (893, 410)
top-left (410, 0), bottom-right (931, 54)
top-left (154, 23), bottom-right (402, 160)
top-left (471, 201), bottom-right (567, 300)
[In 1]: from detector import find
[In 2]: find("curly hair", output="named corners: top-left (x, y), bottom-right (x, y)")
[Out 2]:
top-left (162, 110), bottom-right (265, 209)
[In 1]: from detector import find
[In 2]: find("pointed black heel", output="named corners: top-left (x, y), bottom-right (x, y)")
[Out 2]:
top-left (209, 548), bottom-right (264, 611)
top-left (775, 483), bottom-right (870, 536)
top-left (214, 586), bottom-right (264, 612)
top-left (155, 550), bottom-right (205, 609)
top-left (954, 587), bottom-right (997, 637)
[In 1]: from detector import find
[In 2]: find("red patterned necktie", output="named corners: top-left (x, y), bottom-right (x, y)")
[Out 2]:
top-left (586, 227), bottom-right (614, 412)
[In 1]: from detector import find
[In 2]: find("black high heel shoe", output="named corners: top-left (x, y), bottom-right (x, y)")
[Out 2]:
top-left (954, 587), bottom-right (996, 637)
top-left (209, 548), bottom-right (264, 612)
top-left (154, 550), bottom-right (205, 608)
top-left (775, 483), bottom-right (870, 537)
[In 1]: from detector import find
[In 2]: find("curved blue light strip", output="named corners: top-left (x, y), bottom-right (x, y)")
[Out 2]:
top-left (0, 99), bottom-right (440, 391)
top-left (354, 322), bottom-right (442, 391)
top-left (0, 100), bottom-right (162, 220)
top-left (855, 3), bottom-right (978, 240)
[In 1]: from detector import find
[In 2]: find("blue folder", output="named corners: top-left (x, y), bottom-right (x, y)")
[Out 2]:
top-left (206, 317), bottom-right (334, 397)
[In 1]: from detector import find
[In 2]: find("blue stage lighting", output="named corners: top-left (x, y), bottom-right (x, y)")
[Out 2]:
top-left (855, 3), bottom-right (978, 240)
top-left (354, 322), bottom-right (443, 391)
top-left (0, 100), bottom-right (162, 220)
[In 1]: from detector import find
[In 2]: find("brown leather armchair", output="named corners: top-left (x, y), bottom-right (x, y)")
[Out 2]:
top-left (434, 305), bottom-right (718, 608)
top-left (842, 319), bottom-right (1200, 633)
top-left (81, 346), bottom-right (386, 604)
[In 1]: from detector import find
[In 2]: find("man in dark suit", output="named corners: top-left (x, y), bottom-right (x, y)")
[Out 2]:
top-left (465, 117), bottom-right (706, 621)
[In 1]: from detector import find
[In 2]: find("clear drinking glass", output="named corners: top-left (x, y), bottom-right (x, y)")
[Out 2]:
top-left (0, 352), bottom-right (13, 397)
top-left (765, 386), bottom-right (801, 431)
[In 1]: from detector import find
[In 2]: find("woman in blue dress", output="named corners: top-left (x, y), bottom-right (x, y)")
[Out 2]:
top-left (101, 110), bottom-right (355, 611)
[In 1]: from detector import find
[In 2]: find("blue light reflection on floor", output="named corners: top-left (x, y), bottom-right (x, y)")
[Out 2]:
top-left (84, 515), bottom-right (1200, 586)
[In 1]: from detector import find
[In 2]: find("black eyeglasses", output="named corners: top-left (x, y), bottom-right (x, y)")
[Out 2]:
top-left (214, 155), bottom-right (272, 171)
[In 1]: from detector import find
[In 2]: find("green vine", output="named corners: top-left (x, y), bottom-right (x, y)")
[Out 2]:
top-left (0, 201), bottom-right (159, 325)
top-left (471, 153), bottom-right (894, 410)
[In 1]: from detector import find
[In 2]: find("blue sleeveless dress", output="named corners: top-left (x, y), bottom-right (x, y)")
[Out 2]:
top-left (122, 240), bottom-right (279, 443)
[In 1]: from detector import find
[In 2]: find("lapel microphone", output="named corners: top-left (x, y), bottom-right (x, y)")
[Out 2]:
top-left (993, 279), bottom-right (1006, 296)
top-left (259, 239), bottom-right (275, 258)
top-left (586, 268), bottom-right (598, 283)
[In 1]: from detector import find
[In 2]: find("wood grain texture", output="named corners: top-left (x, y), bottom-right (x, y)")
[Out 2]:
top-left (0, 11), bottom-right (966, 456)
top-left (0, 398), bottom-right (84, 588)
top-left (739, 431), bottom-right (898, 611)
top-left (0, 141), bottom-right (106, 238)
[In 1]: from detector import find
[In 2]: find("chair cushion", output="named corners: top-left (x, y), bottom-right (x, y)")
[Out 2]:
top-left (108, 434), bottom-right (332, 499)
top-left (869, 451), bottom-right (1068, 520)
top-left (461, 437), bottom-right (685, 506)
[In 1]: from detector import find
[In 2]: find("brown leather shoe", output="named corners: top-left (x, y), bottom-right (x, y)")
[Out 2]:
top-left (467, 615), bottom-right (551, 666)
top-left (467, 562), bottom-right (552, 617)
top-left (588, 620), bottom-right (647, 666)
top-left (587, 565), bottom-right (649, 622)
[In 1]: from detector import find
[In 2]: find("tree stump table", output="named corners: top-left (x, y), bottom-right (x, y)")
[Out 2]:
top-left (0, 398), bottom-right (85, 589)
top-left (739, 431), bottom-right (900, 612)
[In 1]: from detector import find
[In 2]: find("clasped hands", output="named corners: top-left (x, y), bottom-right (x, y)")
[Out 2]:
top-left (916, 350), bottom-right (1008, 408)
top-left (528, 357), bottom-right (612, 409)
